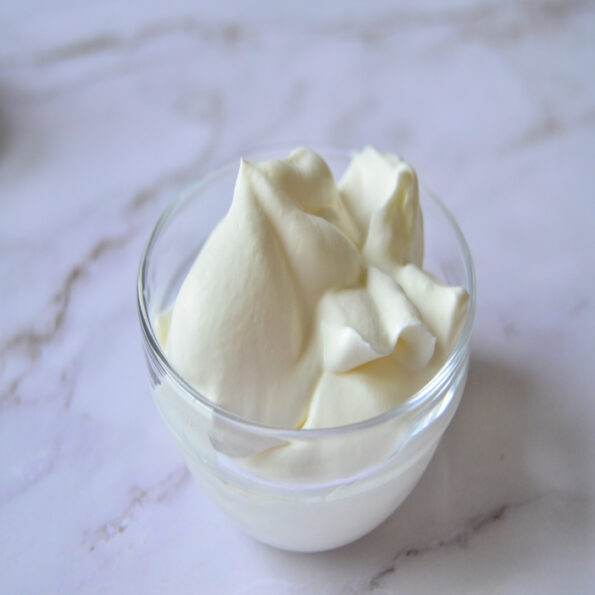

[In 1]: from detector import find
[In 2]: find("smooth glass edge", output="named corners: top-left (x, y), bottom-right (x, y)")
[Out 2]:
top-left (137, 147), bottom-right (477, 440)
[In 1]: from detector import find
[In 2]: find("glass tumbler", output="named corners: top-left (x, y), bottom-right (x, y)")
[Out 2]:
top-left (137, 147), bottom-right (476, 552)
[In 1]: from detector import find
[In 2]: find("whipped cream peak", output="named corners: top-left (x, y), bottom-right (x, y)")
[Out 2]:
top-left (162, 147), bottom-right (468, 429)
top-left (339, 146), bottom-right (424, 269)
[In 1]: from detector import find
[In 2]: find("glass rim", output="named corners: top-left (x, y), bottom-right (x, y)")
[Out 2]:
top-left (137, 145), bottom-right (477, 440)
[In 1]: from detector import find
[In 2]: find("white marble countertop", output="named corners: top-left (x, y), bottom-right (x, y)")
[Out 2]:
top-left (1, 1), bottom-right (594, 592)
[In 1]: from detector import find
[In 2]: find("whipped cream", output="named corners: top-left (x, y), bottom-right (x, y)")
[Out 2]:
top-left (162, 146), bottom-right (468, 430)
top-left (150, 147), bottom-right (472, 551)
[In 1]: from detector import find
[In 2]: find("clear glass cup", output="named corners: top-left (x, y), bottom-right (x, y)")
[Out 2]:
top-left (137, 147), bottom-right (476, 552)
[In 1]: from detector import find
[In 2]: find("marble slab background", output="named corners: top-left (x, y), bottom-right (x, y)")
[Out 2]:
top-left (1, 1), bottom-right (594, 593)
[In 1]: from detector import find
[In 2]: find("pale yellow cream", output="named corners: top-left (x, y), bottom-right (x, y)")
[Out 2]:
top-left (161, 147), bottom-right (468, 429)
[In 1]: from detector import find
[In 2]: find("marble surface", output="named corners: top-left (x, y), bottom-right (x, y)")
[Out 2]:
top-left (1, 1), bottom-right (594, 592)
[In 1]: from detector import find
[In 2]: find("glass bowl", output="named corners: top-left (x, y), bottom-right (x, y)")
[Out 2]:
top-left (137, 147), bottom-right (476, 552)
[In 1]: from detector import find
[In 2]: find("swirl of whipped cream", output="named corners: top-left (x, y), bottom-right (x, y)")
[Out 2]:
top-left (163, 147), bottom-right (468, 429)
